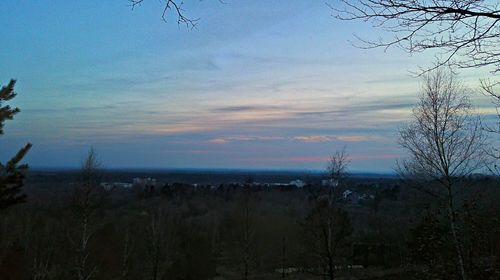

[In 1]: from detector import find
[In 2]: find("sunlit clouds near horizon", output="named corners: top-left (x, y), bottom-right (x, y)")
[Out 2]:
top-left (0, 0), bottom-right (495, 172)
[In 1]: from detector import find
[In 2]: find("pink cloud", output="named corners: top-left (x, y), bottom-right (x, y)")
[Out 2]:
top-left (349, 154), bottom-right (399, 160)
top-left (208, 134), bottom-right (381, 145)
top-left (289, 156), bottom-right (330, 163)
top-left (293, 135), bottom-right (335, 142)
top-left (209, 138), bottom-right (228, 144)
top-left (208, 136), bottom-right (285, 144)
top-left (290, 154), bottom-right (399, 163)
top-left (292, 135), bottom-right (381, 143)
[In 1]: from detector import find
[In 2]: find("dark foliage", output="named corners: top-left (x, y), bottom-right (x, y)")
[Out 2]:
top-left (0, 79), bottom-right (31, 210)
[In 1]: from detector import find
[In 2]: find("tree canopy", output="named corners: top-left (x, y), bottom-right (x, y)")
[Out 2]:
top-left (0, 80), bottom-right (32, 210)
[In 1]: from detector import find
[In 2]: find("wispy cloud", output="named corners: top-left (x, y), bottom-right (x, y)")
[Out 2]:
top-left (349, 154), bottom-right (401, 161)
top-left (292, 101), bottom-right (413, 118)
top-left (292, 135), bottom-right (379, 142)
top-left (209, 134), bottom-right (383, 144)
top-left (289, 156), bottom-right (329, 163)
top-left (289, 153), bottom-right (399, 163)
top-left (212, 105), bottom-right (290, 113)
top-left (147, 124), bottom-right (216, 135)
top-left (209, 136), bottom-right (286, 144)
top-left (209, 138), bottom-right (228, 144)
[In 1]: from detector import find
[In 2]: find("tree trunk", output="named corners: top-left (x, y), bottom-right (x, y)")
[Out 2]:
top-left (447, 185), bottom-right (467, 280)
top-left (281, 236), bottom-right (286, 279)
top-left (327, 254), bottom-right (334, 280)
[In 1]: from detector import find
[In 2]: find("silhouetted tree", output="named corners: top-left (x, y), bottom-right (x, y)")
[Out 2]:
top-left (120, 225), bottom-right (133, 280)
top-left (0, 79), bottom-right (32, 211)
top-left (459, 198), bottom-right (500, 279)
top-left (30, 212), bottom-right (60, 280)
top-left (144, 204), bottom-right (177, 280)
top-left (129, 0), bottom-right (198, 27)
top-left (408, 209), bottom-right (454, 278)
top-left (335, 1), bottom-right (500, 171)
top-left (480, 80), bottom-right (500, 171)
top-left (302, 149), bottom-right (352, 280)
top-left (236, 187), bottom-right (258, 280)
top-left (69, 148), bottom-right (104, 280)
top-left (398, 68), bottom-right (488, 280)
top-left (302, 201), bottom-right (352, 280)
top-left (326, 147), bottom-right (350, 203)
top-left (335, 0), bottom-right (500, 73)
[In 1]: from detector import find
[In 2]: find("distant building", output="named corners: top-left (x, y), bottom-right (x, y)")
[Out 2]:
top-left (342, 190), bottom-right (375, 204)
top-left (100, 182), bottom-right (133, 191)
top-left (100, 182), bottom-right (113, 191)
top-left (322, 179), bottom-right (339, 187)
top-left (343, 189), bottom-right (361, 204)
top-left (269, 183), bottom-right (289, 188)
top-left (290, 179), bottom-right (306, 188)
top-left (343, 189), bottom-right (353, 198)
top-left (133, 177), bottom-right (157, 186)
top-left (114, 182), bottom-right (133, 188)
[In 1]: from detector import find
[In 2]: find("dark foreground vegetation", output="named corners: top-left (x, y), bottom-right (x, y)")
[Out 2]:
top-left (0, 168), bottom-right (498, 280)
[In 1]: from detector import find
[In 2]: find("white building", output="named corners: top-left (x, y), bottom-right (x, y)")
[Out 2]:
top-left (289, 179), bottom-right (306, 188)
top-left (343, 189), bottom-right (353, 199)
top-left (133, 177), bottom-right (157, 186)
top-left (322, 179), bottom-right (339, 187)
top-left (100, 182), bottom-right (133, 191)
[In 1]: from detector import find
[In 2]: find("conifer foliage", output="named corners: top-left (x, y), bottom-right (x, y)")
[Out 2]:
top-left (0, 79), bottom-right (32, 210)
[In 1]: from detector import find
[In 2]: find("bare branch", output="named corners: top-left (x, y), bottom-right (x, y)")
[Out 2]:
top-left (129, 0), bottom-right (199, 28)
top-left (334, 0), bottom-right (500, 74)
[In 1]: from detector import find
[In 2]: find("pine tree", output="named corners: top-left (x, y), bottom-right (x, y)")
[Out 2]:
top-left (0, 79), bottom-right (32, 210)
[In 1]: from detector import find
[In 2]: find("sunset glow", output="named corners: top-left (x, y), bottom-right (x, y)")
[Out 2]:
top-left (0, 0), bottom-right (494, 172)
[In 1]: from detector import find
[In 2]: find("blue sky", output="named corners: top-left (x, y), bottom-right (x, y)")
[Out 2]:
top-left (0, 0), bottom-right (495, 172)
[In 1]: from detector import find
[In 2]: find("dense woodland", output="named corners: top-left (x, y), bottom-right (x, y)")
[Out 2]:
top-left (0, 169), bottom-right (498, 280)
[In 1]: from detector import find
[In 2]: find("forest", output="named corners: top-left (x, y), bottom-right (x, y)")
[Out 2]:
top-left (0, 166), bottom-right (499, 280)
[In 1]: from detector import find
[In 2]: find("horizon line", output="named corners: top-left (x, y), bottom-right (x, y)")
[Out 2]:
top-left (28, 166), bottom-right (398, 175)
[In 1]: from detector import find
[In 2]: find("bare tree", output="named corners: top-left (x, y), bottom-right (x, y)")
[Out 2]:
top-left (236, 186), bottom-right (258, 280)
top-left (334, 0), bottom-right (500, 73)
top-left (326, 147), bottom-right (350, 203)
top-left (69, 148), bottom-right (104, 280)
top-left (480, 80), bottom-right (500, 170)
top-left (302, 201), bottom-right (352, 280)
top-left (120, 225), bottom-right (133, 280)
top-left (209, 213), bottom-right (222, 277)
top-left (31, 214), bottom-right (58, 280)
top-left (302, 149), bottom-right (352, 280)
top-left (280, 236), bottom-right (286, 279)
top-left (145, 204), bottom-right (177, 280)
top-left (334, 1), bottom-right (500, 166)
top-left (128, 0), bottom-right (198, 27)
top-left (481, 80), bottom-right (500, 121)
top-left (398, 68), bottom-right (488, 280)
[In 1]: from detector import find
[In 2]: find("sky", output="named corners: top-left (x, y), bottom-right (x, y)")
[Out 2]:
top-left (0, 0), bottom-right (496, 172)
